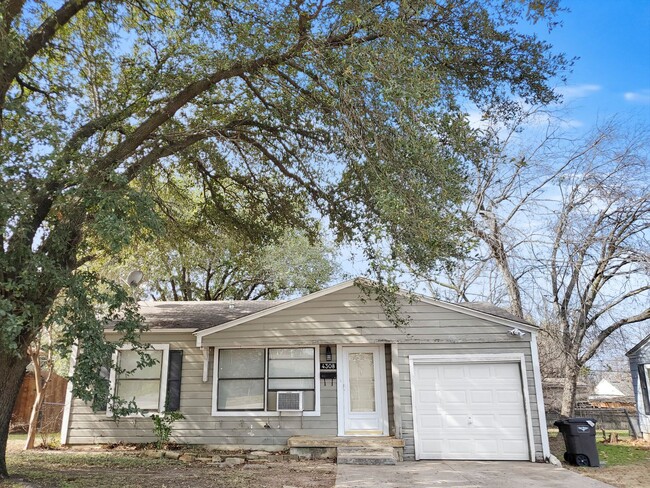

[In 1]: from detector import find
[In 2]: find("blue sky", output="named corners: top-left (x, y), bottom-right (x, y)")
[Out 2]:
top-left (535, 1), bottom-right (650, 126)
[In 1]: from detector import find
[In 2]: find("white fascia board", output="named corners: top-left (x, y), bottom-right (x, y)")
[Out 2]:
top-left (195, 279), bottom-right (358, 346)
top-left (416, 295), bottom-right (539, 333)
top-left (627, 333), bottom-right (650, 357)
top-left (530, 334), bottom-right (551, 460)
top-left (60, 344), bottom-right (78, 445)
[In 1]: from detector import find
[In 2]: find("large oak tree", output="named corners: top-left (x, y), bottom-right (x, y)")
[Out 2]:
top-left (0, 0), bottom-right (566, 475)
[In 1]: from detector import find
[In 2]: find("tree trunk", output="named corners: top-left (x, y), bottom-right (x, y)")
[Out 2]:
top-left (0, 351), bottom-right (30, 478)
top-left (24, 386), bottom-right (45, 450)
top-left (24, 356), bottom-right (51, 450)
top-left (560, 364), bottom-right (580, 417)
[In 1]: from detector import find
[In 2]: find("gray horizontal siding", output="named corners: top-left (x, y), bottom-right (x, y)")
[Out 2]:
top-left (67, 286), bottom-right (544, 461)
top-left (66, 335), bottom-right (337, 448)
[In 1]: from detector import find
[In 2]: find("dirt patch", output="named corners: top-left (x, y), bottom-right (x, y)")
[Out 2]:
top-left (574, 464), bottom-right (650, 488)
top-left (10, 462), bottom-right (335, 488)
top-left (5, 439), bottom-right (336, 488)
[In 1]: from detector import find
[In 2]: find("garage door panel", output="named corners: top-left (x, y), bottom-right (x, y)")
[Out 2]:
top-left (501, 439), bottom-right (529, 453)
top-left (467, 367), bottom-right (491, 379)
top-left (443, 390), bottom-right (468, 404)
top-left (471, 414), bottom-right (498, 428)
top-left (470, 390), bottom-right (494, 403)
top-left (418, 413), bottom-right (443, 429)
top-left (447, 439), bottom-right (475, 455)
top-left (441, 365), bottom-right (466, 379)
top-left (412, 361), bottom-right (530, 461)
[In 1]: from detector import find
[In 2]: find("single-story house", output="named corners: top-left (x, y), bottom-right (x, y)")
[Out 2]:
top-left (61, 279), bottom-right (550, 462)
top-left (627, 334), bottom-right (650, 440)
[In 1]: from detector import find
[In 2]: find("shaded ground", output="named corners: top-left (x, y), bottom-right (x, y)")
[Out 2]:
top-left (4, 438), bottom-right (335, 488)
top-left (549, 430), bottom-right (650, 488)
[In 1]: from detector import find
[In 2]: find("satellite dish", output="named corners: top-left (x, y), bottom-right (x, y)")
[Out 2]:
top-left (126, 270), bottom-right (144, 287)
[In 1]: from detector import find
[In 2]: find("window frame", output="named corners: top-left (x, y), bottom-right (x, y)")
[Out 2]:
top-left (211, 345), bottom-right (321, 417)
top-left (107, 343), bottom-right (170, 417)
top-left (641, 363), bottom-right (650, 414)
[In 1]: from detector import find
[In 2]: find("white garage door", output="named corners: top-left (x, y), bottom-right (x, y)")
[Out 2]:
top-left (412, 361), bottom-right (530, 460)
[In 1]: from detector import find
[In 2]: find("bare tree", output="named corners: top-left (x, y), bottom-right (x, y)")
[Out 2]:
top-left (424, 116), bottom-right (650, 416)
top-left (547, 141), bottom-right (649, 415)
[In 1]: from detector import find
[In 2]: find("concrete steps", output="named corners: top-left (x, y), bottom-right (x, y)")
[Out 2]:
top-left (287, 436), bottom-right (404, 461)
top-left (336, 446), bottom-right (398, 465)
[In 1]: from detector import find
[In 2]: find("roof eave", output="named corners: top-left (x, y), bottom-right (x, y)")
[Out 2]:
top-left (627, 333), bottom-right (650, 357)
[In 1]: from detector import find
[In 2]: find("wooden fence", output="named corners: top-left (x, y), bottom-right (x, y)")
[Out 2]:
top-left (10, 371), bottom-right (68, 433)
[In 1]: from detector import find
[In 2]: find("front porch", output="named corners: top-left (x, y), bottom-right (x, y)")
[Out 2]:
top-left (287, 435), bottom-right (405, 464)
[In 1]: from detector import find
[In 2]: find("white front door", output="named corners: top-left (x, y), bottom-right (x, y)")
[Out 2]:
top-left (338, 345), bottom-right (388, 436)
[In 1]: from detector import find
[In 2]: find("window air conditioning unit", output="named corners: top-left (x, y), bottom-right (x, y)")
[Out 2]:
top-left (276, 391), bottom-right (303, 412)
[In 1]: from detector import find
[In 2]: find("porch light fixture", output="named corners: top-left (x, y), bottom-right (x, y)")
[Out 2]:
top-left (325, 346), bottom-right (332, 362)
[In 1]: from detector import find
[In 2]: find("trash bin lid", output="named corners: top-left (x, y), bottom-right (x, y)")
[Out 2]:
top-left (554, 417), bottom-right (596, 427)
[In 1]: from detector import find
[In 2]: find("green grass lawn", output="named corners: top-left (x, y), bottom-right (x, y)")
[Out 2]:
top-left (596, 442), bottom-right (650, 467)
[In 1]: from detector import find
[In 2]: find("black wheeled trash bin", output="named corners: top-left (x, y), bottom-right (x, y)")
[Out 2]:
top-left (554, 418), bottom-right (600, 467)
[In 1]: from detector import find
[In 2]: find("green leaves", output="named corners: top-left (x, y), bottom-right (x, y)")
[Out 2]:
top-left (1, 0), bottom-right (567, 434)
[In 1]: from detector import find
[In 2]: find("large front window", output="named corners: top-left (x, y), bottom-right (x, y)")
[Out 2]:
top-left (215, 347), bottom-right (316, 412)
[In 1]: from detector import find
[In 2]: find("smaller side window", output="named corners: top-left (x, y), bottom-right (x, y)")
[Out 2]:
top-left (111, 346), bottom-right (168, 415)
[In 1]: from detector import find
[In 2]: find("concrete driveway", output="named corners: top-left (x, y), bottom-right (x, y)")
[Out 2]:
top-left (335, 461), bottom-right (615, 487)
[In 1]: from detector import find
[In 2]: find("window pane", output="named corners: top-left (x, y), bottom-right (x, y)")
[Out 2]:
top-left (268, 359), bottom-right (314, 378)
top-left (218, 379), bottom-right (265, 410)
top-left (219, 349), bottom-right (264, 378)
top-left (269, 348), bottom-right (314, 360)
top-left (118, 350), bottom-right (162, 379)
top-left (349, 352), bottom-right (376, 412)
top-left (302, 390), bottom-right (315, 411)
top-left (116, 379), bottom-right (160, 410)
top-left (268, 378), bottom-right (315, 389)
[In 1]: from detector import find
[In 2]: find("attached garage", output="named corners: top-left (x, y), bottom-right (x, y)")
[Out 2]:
top-left (410, 354), bottom-right (534, 461)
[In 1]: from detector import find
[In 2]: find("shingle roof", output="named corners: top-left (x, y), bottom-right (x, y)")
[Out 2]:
top-left (110, 300), bottom-right (283, 331)
top-left (107, 283), bottom-right (534, 333)
top-left (454, 302), bottom-right (533, 326)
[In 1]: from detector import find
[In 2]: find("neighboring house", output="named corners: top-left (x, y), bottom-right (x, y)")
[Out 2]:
top-left (61, 279), bottom-right (550, 462)
top-left (588, 372), bottom-right (635, 409)
top-left (627, 334), bottom-right (650, 440)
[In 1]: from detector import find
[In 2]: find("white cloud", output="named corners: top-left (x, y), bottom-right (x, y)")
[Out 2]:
top-left (623, 89), bottom-right (650, 104)
top-left (555, 84), bottom-right (602, 101)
